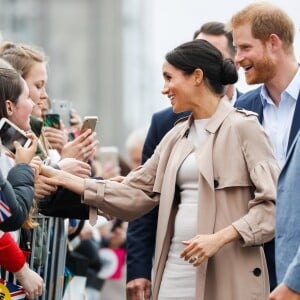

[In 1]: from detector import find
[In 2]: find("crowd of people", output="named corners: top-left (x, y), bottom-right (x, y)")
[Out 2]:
top-left (0, 40), bottom-right (141, 299)
top-left (0, 2), bottom-right (300, 300)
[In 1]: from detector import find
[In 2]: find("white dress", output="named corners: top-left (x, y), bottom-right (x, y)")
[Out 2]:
top-left (158, 119), bottom-right (209, 300)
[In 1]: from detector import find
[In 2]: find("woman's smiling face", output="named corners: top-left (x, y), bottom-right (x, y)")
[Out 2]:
top-left (161, 61), bottom-right (195, 113)
top-left (24, 62), bottom-right (48, 119)
top-left (7, 78), bottom-right (34, 131)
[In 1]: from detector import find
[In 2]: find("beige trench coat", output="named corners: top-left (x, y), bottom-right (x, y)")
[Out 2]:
top-left (83, 99), bottom-right (279, 300)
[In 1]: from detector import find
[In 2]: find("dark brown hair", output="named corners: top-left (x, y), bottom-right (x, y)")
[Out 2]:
top-left (0, 67), bottom-right (23, 119)
top-left (165, 39), bottom-right (238, 95)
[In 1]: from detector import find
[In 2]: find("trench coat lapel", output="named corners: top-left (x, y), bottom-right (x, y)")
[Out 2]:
top-left (155, 135), bottom-right (195, 244)
top-left (154, 99), bottom-right (235, 300)
top-left (194, 99), bottom-right (234, 300)
top-left (194, 139), bottom-right (215, 300)
top-left (153, 136), bottom-right (195, 298)
top-left (196, 99), bottom-right (234, 191)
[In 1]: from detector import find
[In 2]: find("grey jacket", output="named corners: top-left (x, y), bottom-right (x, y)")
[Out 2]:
top-left (0, 163), bottom-right (34, 231)
top-left (276, 130), bottom-right (300, 292)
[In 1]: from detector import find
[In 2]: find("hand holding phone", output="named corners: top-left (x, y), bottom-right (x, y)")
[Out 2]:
top-left (80, 116), bottom-right (98, 133)
top-left (14, 133), bottom-right (38, 165)
top-left (0, 118), bottom-right (31, 155)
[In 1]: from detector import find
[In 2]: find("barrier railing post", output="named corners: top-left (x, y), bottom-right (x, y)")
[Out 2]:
top-left (0, 214), bottom-right (69, 300)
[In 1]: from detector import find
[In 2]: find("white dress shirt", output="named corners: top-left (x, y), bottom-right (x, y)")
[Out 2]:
top-left (261, 66), bottom-right (300, 169)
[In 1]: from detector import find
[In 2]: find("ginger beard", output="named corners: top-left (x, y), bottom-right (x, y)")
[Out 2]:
top-left (244, 51), bottom-right (277, 85)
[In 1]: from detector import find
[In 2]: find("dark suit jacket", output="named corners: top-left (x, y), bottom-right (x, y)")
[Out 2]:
top-left (126, 107), bottom-right (190, 282)
top-left (235, 86), bottom-right (300, 290)
top-left (235, 87), bottom-right (300, 150)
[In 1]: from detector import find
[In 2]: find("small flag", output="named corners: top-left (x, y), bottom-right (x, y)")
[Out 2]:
top-left (0, 190), bottom-right (11, 223)
top-left (0, 278), bottom-right (26, 299)
top-left (63, 267), bottom-right (74, 293)
top-left (98, 248), bottom-right (126, 280)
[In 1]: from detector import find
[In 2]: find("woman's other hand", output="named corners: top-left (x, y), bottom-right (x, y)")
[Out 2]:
top-left (180, 225), bottom-right (240, 266)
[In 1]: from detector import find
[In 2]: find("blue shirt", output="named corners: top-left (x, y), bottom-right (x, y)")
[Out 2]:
top-left (261, 67), bottom-right (300, 169)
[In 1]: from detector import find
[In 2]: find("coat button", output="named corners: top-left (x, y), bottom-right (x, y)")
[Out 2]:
top-left (214, 180), bottom-right (219, 188)
top-left (253, 268), bottom-right (261, 277)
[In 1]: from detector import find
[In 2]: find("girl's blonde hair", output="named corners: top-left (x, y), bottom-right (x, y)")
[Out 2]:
top-left (0, 41), bottom-right (48, 78)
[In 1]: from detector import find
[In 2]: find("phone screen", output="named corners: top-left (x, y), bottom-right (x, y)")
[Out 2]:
top-left (44, 114), bottom-right (61, 129)
top-left (81, 117), bottom-right (98, 133)
top-left (0, 122), bottom-right (29, 154)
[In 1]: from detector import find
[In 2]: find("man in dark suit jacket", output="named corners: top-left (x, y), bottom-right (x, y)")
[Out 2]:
top-left (230, 3), bottom-right (300, 293)
top-left (235, 87), bottom-right (300, 153)
top-left (126, 21), bottom-right (241, 300)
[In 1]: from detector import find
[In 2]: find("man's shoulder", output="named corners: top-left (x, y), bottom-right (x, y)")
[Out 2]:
top-left (153, 107), bottom-right (189, 118)
top-left (152, 107), bottom-right (190, 126)
top-left (152, 106), bottom-right (174, 118)
top-left (235, 86), bottom-right (262, 108)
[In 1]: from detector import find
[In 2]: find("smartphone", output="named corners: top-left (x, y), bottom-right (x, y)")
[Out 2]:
top-left (44, 114), bottom-right (61, 129)
top-left (80, 116), bottom-right (98, 133)
top-left (50, 99), bottom-right (72, 127)
top-left (0, 118), bottom-right (31, 155)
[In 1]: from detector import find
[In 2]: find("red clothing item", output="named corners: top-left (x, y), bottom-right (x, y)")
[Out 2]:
top-left (0, 232), bottom-right (26, 273)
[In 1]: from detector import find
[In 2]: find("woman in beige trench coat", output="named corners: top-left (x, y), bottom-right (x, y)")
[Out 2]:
top-left (42, 39), bottom-right (279, 300)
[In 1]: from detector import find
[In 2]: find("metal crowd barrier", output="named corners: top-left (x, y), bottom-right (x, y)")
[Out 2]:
top-left (0, 214), bottom-right (69, 300)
